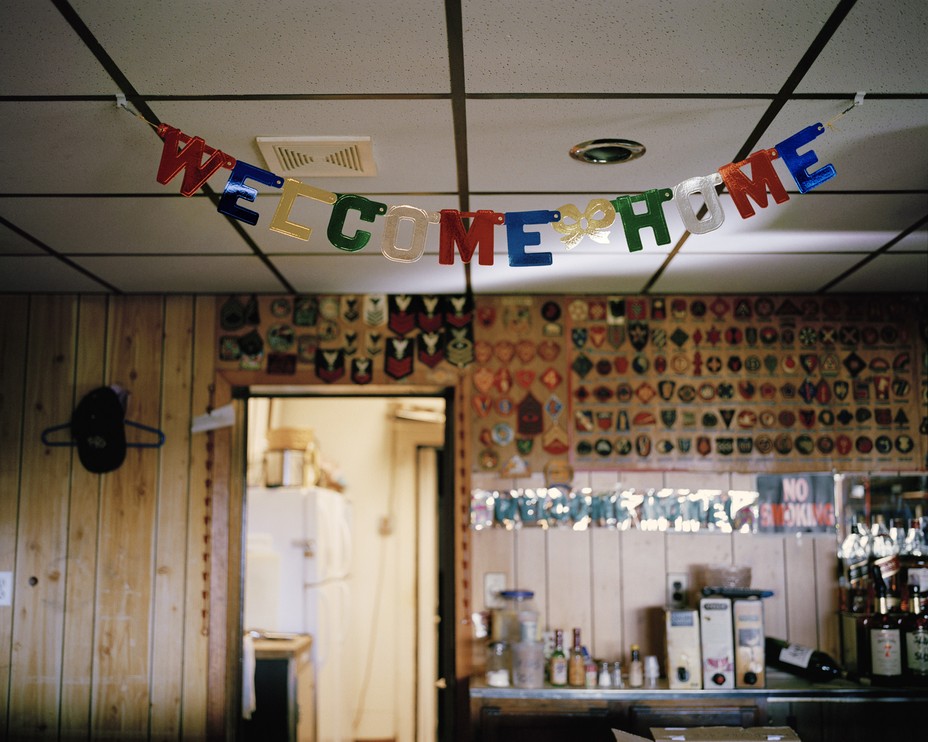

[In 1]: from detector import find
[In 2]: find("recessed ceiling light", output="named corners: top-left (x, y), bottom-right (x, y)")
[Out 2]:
top-left (569, 138), bottom-right (645, 164)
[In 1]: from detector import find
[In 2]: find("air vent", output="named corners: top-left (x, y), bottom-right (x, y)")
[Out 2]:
top-left (255, 136), bottom-right (377, 177)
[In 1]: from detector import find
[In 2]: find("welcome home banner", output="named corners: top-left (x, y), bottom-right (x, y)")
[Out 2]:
top-left (152, 120), bottom-right (838, 265)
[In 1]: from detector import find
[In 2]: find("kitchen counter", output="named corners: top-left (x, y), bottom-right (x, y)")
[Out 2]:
top-left (469, 670), bottom-right (928, 742)
top-left (470, 668), bottom-right (928, 699)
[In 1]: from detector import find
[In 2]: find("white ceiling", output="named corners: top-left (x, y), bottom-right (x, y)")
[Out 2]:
top-left (0, 0), bottom-right (925, 295)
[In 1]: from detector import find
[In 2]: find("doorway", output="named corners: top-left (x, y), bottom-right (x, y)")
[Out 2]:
top-left (239, 391), bottom-right (454, 742)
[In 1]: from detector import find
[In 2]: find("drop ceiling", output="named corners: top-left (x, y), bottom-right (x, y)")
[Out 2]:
top-left (0, 0), bottom-right (925, 296)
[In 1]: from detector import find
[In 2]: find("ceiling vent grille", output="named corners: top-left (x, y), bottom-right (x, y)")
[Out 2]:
top-left (255, 136), bottom-right (377, 177)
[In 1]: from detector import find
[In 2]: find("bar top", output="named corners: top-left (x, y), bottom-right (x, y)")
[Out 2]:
top-left (470, 669), bottom-right (928, 700)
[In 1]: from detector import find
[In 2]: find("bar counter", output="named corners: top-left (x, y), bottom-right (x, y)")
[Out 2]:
top-left (469, 670), bottom-right (928, 742)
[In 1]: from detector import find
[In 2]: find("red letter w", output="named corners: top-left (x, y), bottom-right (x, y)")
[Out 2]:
top-left (156, 124), bottom-right (236, 197)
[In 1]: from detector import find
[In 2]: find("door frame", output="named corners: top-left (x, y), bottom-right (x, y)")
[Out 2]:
top-left (231, 385), bottom-right (457, 741)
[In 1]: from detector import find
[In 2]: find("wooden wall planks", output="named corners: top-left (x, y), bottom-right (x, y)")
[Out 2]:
top-left (0, 296), bottom-right (28, 729)
top-left (470, 527), bottom-right (841, 669)
top-left (9, 296), bottom-right (77, 735)
top-left (0, 296), bottom-right (215, 739)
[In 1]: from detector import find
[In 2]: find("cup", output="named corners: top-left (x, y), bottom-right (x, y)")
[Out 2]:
top-left (644, 655), bottom-right (660, 687)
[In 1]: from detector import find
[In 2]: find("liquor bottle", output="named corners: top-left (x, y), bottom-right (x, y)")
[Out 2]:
top-left (764, 637), bottom-right (846, 682)
top-left (567, 628), bottom-right (585, 687)
top-left (549, 629), bottom-right (568, 687)
top-left (628, 644), bottom-right (644, 688)
top-left (903, 581), bottom-right (928, 685)
top-left (868, 565), bottom-right (904, 686)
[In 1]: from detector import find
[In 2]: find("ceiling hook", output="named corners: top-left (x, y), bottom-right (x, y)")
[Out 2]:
top-left (115, 93), bottom-right (127, 109)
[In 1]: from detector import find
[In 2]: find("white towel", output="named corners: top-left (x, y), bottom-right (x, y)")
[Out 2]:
top-left (242, 633), bottom-right (257, 719)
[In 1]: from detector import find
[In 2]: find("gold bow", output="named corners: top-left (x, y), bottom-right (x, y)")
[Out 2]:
top-left (552, 199), bottom-right (616, 248)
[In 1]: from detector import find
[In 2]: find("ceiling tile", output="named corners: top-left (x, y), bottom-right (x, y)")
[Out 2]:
top-left (650, 253), bottom-right (864, 293)
top-left (72, 0), bottom-right (450, 94)
top-left (827, 253), bottom-right (928, 293)
top-left (0, 222), bottom-right (45, 255)
top-left (470, 194), bottom-right (684, 255)
top-left (797, 0), bottom-right (928, 94)
top-left (0, 196), bottom-right (251, 255)
top-left (271, 254), bottom-right (467, 294)
top-left (1, 0), bottom-right (119, 95)
top-left (462, 0), bottom-right (835, 94)
top-left (0, 101), bottom-right (168, 195)
top-left (761, 100), bottom-right (928, 192)
top-left (150, 100), bottom-right (459, 193)
top-left (888, 229), bottom-right (928, 253)
top-left (69, 255), bottom-right (287, 293)
top-left (0, 256), bottom-right (112, 292)
top-left (247, 195), bottom-right (454, 256)
top-left (469, 252), bottom-right (668, 294)
top-left (679, 193), bottom-right (928, 253)
top-left (467, 98), bottom-right (771, 194)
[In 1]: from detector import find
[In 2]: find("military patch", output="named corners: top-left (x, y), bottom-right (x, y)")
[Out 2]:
top-left (417, 295), bottom-right (444, 333)
top-left (315, 348), bottom-right (345, 383)
top-left (293, 296), bottom-right (319, 326)
top-left (516, 438), bottom-right (534, 455)
top-left (660, 409), bottom-right (677, 428)
top-left (517, 393), bottom-right (543, 436)
top-left (445, 294), bottom-right (473, 328)
top-left (542, 424), bottom-right (570, 455)
top-left (538, 340), bottom-right (560, 361)
top-left (716, 437), bottom-right (733, 455)
top-left (589, 325), bottom-right (607, 348)
top-left (596, 411), bottom-right (614, 430)
top-left (658, 380), bottom-right (676, 401)
top-left (495, 368), bottom-right (513, 394)
top-left (385, 337), bottom-right (414, 379)
top-left (540, 367), bottom-right (563, 391)
top-left (416, 332), bottom-right (445, 368)
top-left (362, 294), bottom-right (386, 326)
top-left (446, 327), bottom-right (474, 368)
top-left (571, 327), bottom-right (588, 349)
top-left (572, 354), bottom-right (593, 378)
top-left (629, 321), bottom-right (649, 350)
top-left (388, 295), bottom-right (416, 336)
top-left (341, 296), bottom-right (360, 323)
top-left (351, 358), bottom-right (373, 385)
top-left (267, 352), bottom-right (296, 375)
top-left (514, 369), bottom-right (535, 389)
top-left (366, 332), bottom-right (383, 356)
top-left (719, 409), bottom-right (735, 428)
top-left (635, 434), bottom-right (651, 457)
top-left (575, 409), bottom-right (594, 433)
top-left (343, 331), bottom-right (358, 356)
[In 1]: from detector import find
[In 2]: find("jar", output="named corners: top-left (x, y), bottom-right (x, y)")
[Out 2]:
top-left (492, 590), bottom-right (537, 644)
top-left (512, 623), bottom-right (545, 689)
top-left (486, 641), bottom-right (510, 687)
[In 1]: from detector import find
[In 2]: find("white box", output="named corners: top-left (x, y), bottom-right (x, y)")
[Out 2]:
top-left (699, 596), bottom-right (734, 689)
top-left (733, 598), bottom-right (765, 688)
top-left (665, 608), bottom-right (702, 689)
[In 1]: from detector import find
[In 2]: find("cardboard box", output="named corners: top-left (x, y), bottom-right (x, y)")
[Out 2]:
top-left (733, 598), bottom-right (765, 688)
top-left (614, 728), bottom-right (800, 742)
top-left (699, 596), bottom-right (734, 689)
top-left (665, 608), bottom-right (702, 689)
top-left (648, 727), bottom-right (800, 741)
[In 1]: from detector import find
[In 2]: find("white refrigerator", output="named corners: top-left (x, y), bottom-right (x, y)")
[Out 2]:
top-left (245, 486), bottom-right (353, 742)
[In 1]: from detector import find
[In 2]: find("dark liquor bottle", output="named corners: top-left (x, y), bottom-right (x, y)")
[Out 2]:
top-left (868, 565), bottom-right (904, 686)
top-left (764, 637), bottom-right (845, 682)
top-left (903, 582), bottom-right (928, 685)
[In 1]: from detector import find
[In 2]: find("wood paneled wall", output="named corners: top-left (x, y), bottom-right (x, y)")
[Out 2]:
top-left (0, 295), bottom-right (224, 739)
top-left (470, 527), bottom-right (840, 670)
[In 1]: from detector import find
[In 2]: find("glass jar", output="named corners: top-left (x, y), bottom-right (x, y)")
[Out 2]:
top-left (486, 641), bottom-right (510, 687)
top-left (492, 590), bottom-right (537, 644)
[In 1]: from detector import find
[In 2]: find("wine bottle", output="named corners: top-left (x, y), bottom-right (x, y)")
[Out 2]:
top-left (549, 629), bottom-right (567, 687)
top-left (567, 627), bottom-right (585, 687)
top-left (764, 637), bottom-right (846, 682)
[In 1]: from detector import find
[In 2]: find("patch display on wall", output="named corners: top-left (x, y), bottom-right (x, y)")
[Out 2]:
top-left (566, 295), bottom-right (925, 473)
top-left (214, 294), bottom-right (470, 386)
top-left (469, 296), bottom-right (568, 478)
